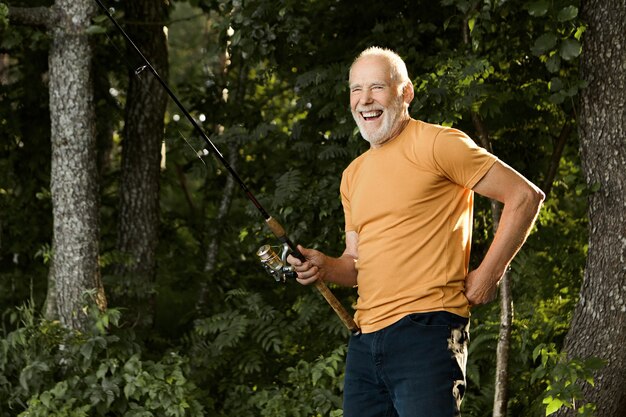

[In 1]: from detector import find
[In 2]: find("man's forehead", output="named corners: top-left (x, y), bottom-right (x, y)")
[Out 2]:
top-left (349, 56), bottom-right (393, 85)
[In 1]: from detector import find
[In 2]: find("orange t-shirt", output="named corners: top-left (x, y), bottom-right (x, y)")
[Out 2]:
top-left (340, 119), bottom-right (498, 333)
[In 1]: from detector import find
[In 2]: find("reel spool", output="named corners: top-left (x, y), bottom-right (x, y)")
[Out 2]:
top-left (256, 243), bottom-right (297, 282)
top-left (256, 243), bottom-right (361, 334)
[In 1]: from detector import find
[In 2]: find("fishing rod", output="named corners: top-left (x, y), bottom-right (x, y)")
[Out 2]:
top-left (94, 0), bottom-right (360, 335)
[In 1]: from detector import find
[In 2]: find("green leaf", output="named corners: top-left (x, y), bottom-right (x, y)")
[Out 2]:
top-left (557, 6), bottom-right (578, 22)
top-left (548, 92), bottom-right (565, 104)
top-left (124, 382), bottom-right (136, 399)
top-left (50, 381), bottom-right (68, 398)
top-left (80, 340), bottom-right (94, 360)
top-left (86, 25), bottom-right (107, 35)
top-left (532, 344), bottom-right (545, 361)
top-left (546, 55), bottom-right (561, 73)
top-left (0, 3), bottom-right (8, 30)
top-left (584, 356), bottom-right (606, 370)
top-left (40, 391), bottom-right (53, 408)
top-left (527, 0), bottom-right (549, 16)
top-left (468, 17), bottom-right (476, 33)
top-left (545, 397), bottom-right (564, 415)
top-left (532, 33), bottom-right (558, 55)
top-left (96, 362), bottom-right (109, 379)
top-left (531, 366), bottom-right (547, 384)
top-left (590, 182), bottom-right (601, 193)
top-left (92, 14), bottom-right (110, 24)
top-left (274, 169), bottom-right (302, 206)
top-left (560, 39), bottom-right (582, 60)
top-left (548, 77), bottom-right (564, 92)
top-left (575, 25), bottom-right (586, 40)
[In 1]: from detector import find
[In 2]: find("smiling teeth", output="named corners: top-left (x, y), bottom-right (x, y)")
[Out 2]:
top-left (362, 111), bottom-right (382, 118)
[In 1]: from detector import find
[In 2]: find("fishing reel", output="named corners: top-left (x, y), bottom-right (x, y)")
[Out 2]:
top-left (256, 243), bottom-right (298, 282)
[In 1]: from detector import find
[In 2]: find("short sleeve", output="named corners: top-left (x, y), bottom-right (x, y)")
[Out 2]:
top-left (340, 170), bottom-right (355, 232)
top-left (432, 128), bottom-right (498, 189)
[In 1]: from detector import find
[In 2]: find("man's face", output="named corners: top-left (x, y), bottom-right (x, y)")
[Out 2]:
top-left (349, 55), bottom-right (407, 147)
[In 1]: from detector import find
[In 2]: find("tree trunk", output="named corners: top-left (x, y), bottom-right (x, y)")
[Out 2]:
top-left (49, 0), bottom-right (105, 330)
top-left (558, 1), bottom-right (626, 415)
top-left (114, 0), bottom-right (169, 325)
top-left (490, 204), bottom-right (514, 417)
top-left (471, 113), bottom-right (512, 417)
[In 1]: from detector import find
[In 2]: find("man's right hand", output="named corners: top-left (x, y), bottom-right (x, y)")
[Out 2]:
top-left (287, 245), bottom-right (326, 285)
top-left (288, 232), bottom-right (359, 288)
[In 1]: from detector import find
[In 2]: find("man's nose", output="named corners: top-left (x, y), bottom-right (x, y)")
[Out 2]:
top-left (359, 89), bottom-right (373, 105)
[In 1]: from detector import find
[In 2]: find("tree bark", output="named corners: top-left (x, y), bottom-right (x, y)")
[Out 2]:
top-left (114, 0), bottom-right (169, 325)
top-left (6, 5), bottom-right (60, 28)
top-left (48, 0), bottom-right (106, 330)
top-left (558, 1), bottom-right (626, 415)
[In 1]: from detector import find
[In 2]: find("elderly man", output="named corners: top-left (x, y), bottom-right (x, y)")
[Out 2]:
top-left (289, 47), bottom-right (544, 417)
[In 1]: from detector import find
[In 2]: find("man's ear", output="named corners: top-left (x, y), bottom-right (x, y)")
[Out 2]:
top-left (403, 81), bottom-right (415, 104)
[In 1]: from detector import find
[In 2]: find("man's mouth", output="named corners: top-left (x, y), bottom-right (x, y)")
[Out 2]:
top-left (360, 110), bottom-right (383, 121)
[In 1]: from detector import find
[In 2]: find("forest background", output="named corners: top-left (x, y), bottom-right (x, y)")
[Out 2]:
top-left (1, 0), bottom-right (625, 416)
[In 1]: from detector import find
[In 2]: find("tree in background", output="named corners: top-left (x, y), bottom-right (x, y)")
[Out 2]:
top-left (557, 0), bottom-right (626, 415)
top-left (5, 0), bottom-right (105, 331)
top-left (113, 0), bottom-right (169, 328)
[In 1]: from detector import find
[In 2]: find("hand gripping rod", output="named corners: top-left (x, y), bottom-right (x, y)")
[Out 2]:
top-left (94, 0), bottom-right (360, 335)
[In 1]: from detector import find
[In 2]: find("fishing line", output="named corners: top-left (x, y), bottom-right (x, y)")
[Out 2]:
top-left (178, 130), bottom-right (209, 172)
top-left (99, 14), bottom-right (211, 177)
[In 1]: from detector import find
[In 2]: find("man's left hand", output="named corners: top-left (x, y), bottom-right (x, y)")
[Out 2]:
top-left (465, 268), bottom-right (500, 306)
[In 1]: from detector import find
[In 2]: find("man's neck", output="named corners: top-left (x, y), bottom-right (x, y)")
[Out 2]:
top-left (370, 116), bottom-right (411, 149)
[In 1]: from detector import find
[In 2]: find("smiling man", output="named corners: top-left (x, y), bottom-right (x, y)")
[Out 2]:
top-left (349, 50), bottom-right (413, 147)
top-left (288, 47), bottom-right (544, 416)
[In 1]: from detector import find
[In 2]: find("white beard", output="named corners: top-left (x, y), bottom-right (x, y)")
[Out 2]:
top-left (352, 94), bottom-right (405, 146)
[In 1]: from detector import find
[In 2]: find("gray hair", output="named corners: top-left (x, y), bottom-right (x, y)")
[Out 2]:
top-left (351, 46), bottom-right (410, 85)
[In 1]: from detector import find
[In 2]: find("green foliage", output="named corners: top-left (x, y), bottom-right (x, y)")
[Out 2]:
top-left (273, 169), bottom-right (303, 207)
top-left (185, 287), bottom-right (348, 415)
top-left (0, 3), bottom-right (9, 31)
top-left (0, 302), bottom-right (204, 417)
top-left (531, 343), bottom-right (604, 416)
top-left (461, 233), bottom-right (587, 416)
top-left (247, 346), bottom-right (346, 417)
top-left (1, 0), bottom-right (596, 415)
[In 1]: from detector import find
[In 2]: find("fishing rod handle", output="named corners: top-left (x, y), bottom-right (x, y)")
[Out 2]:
top-left (314, 280), bottom-right (361, 335)
top-left (265, 217), bottom-right (361, 335)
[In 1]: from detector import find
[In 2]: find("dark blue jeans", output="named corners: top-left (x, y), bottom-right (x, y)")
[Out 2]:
top-left (343, 311), bottom-right (470, 417)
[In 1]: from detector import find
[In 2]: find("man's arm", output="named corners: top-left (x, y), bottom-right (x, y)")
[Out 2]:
top-left (466, 161), bottom-right (545, 305)
top-left (288, 230), bottom-right (359, 287)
